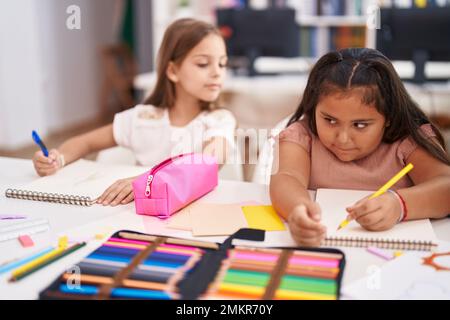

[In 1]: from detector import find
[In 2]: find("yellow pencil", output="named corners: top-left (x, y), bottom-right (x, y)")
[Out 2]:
top-left (10, 247), bottom-right (66, 278)
top-left (337, 163), bottom-right (414, 231)
top-left (9, 242), bottom-right (86, 282)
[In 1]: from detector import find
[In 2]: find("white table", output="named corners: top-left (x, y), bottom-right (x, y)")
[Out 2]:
top-left (0, 156), bottom-right (449, 299)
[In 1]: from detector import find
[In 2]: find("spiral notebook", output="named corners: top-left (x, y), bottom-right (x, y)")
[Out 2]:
top-left (316, 189), bottom-right (438, 251)
top-left (4, 159), bottom-right (145, 206)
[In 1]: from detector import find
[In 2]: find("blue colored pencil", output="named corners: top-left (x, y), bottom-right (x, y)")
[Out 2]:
top-left (59, 284), bottom-right (172, 299)
top-left (142, 260), bottom-right (184, 269)
top-left (0, 246), bottom-right (54, 274)
top-left (111, 287), bottom-right (171, 300)
top-left (95, 246), bottom-right (141, 257)
top-left (146, 251), bottom-right (191, 263)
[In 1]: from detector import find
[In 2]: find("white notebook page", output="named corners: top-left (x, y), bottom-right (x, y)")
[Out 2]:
top-left (316, 188), bottom-right (438, 244)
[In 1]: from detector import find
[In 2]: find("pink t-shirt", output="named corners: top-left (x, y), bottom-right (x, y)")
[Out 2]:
top-left (278, 118), bottom-right (436, 191)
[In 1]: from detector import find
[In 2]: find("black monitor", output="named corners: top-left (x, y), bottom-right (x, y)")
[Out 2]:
top-left (216, 8), bottom-right (299, 76)
top-left (376, 7), bottom-right (450, 83)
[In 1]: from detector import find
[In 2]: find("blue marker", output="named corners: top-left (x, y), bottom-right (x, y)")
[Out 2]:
top-left (32, 130), bottom-right (49, 157)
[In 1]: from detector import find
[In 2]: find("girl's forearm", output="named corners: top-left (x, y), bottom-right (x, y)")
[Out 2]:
top-left (398, 176), bottom-right (450, 220)
top-left (270, 173), bottom-right (313, 220)
top-left (57, 136), bottom-right (93, 165)
top-left (56, 124), bottom-right (117, 166)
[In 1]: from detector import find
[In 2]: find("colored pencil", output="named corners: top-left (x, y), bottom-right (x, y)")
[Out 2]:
top-left (337, 163), bottom-right (414, 230)
top-left (78, 262), bottom-right (122, 277)
top-left (146, 251), bottom-right (192, 263)
top-left (279, 275), bottom-right (337, 295)
top-left (10, 242), bottom-right (86, 282)
top-left (83, 257), bottom-right (127, 268)
top-left (232, 252), bottom-right (279, 262)
top-left (0, 246), bottom-right (53, 274)
top-left (88, 253), bottom-right (133, 264)
top-left (10, 247), bottom-right (65, 277)
top-left (103, 241), bottom-right (147, 250)
top-left (108, 237), bottom-right (152, 246)
top-left (111, 287), bottom-right (171, 299)
top-left (275, 288), bottom-right (336, 300)
top-left (154, 247), bottom-right (198, 256)
top-left (228, 261), bottom-right (275, 273)
top-left (288, 257), bottom-right (339, 268)
top-left (118, 232), bottom-right (219, 250)
top-left (59, 284), bottom-right (172, 299)
top-left (223, 269), bottom-right (270, 287)
top-left (95, 245), bottom-right (142, 257)
top-left (218, 282), bottom-right (265, 298)
top-left (128, 270), bottom-right (173, 283)
top-left (292, 250), bottom-right (344, 260)
top-left (138, 264), bottom-right (181, 274)
top-left (61, 273), bottom-right (170, 291)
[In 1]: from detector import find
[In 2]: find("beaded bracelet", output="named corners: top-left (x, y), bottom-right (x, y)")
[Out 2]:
top-left (395, 190), bottom-right (408, 222)
top-left (387, 189), bottom-right (406, 223)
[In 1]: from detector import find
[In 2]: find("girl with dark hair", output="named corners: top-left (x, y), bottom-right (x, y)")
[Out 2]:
top-left (270, 48), bottom-right (450, 247)
top-left (32, 19), bottom-right (236, 206)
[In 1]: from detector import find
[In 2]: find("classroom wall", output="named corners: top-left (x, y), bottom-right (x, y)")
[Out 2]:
top-left (0, 0), bottom-right (117, 150)
top-left (0, 0), bottom-right (47, 149)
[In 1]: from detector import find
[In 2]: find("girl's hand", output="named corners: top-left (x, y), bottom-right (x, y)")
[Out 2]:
top-left (288, 202), bottom-right (326, 247)
top-left (97, 177), bottom-right (136, 206)
top-left (346, 193), bottom-right (402, 231)
top-left (32, 149), bottom-right (63, 176)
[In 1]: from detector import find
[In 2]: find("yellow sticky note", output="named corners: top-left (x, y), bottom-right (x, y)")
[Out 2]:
top-left (58, 236), bottom-right (68, 249)
top-left (241, 205), bottom-right (286, 231)
top-left (95, 233), bottom-right (105, 240)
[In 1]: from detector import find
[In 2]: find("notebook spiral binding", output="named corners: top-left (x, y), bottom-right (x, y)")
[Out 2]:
top-left (5, 188), bottom-right (94, 206)
top-left (323, 236), bottom-right (436, 251)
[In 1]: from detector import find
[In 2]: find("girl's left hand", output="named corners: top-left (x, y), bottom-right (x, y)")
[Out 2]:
top-left (346, 193), bottom-right (402, 231)
top-left (97, 177), bottom-right (136, 206)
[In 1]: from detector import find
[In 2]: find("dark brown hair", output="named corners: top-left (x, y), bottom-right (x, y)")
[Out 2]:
top-left (287, 48), bottom-right (450, 165)
top-left (143, 18), bottom-right (223, 111)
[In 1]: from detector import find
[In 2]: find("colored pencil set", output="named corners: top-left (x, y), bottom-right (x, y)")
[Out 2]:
top-left (39, 231), bottom-right (345, 300)
top-left (205, 247), bottom-right (344, 300)
top-left (41, 233), bottom-right (208, 300)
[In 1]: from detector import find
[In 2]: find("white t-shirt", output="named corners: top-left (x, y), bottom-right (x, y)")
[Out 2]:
top-left (113, 104), bottom-right (237, 166)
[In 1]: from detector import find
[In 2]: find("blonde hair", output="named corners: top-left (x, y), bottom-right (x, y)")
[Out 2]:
top-left (143, 18), bottom-right (224, 111)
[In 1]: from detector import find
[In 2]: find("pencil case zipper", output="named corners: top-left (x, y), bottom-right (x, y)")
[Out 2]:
top-left (144, 153), bottom-right (189, 197)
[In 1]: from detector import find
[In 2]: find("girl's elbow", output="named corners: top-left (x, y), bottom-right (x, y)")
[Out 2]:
top-left (269, 178), bottom-right (281, 200)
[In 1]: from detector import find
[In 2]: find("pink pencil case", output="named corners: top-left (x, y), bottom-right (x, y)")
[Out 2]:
top-left (132, 153), bottom-right (218, 218)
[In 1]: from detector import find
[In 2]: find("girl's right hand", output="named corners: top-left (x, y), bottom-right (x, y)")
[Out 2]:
top-left (32, 149), bottom-right (63, 176)
top-left (288, 202), bottom-right (326, 247)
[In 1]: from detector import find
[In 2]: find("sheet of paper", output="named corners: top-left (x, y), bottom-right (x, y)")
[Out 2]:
top-left (18, 159), bottom-right (145, 200)
top-left (167, 201), bottom-right (263, 232)
top-left (342, 242), bottom-right (450, 299)
top-left (190, 203), bottom-right (248, 237)
top-left (166, 202), bottom-right (205, 231)
top-left (316, 188), bottom-right (437, 243)
top-left (241, 205), bottom-right (286, 231)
